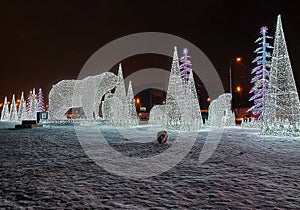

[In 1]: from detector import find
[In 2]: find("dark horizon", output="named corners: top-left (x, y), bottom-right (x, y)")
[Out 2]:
top-left (1, 0), bottom-right (300, 107)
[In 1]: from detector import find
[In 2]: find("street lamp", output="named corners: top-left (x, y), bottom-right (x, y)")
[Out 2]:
top-left (235, 85), bottom-right (243, 107)
top-left (135, 97), bottom-right (141, 112)
top-left (236, 85), bottom-right (242, 93)
top-left (229, 57), bottom-right (242, 96)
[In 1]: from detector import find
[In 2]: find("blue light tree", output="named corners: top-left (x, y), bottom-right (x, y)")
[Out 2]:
top-left (248, 26), bottom-right (273, 116)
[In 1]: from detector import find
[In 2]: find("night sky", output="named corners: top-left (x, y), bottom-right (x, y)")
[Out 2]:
top-left (1, 0), bottom-right (300, 107)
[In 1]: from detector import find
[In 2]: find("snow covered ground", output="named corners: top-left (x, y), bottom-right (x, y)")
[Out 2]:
top-left (0, 123), bottom-right (299, 209)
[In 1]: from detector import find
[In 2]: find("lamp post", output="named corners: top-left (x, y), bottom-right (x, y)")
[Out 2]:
top-left (235, 85), bottom-right (243, 107)
top-left (135, 97), bottom-right (140, 112)
top-left (229, 57), bottom-right (242, 110)
top-left (229, 57), bottom-right (242, 95)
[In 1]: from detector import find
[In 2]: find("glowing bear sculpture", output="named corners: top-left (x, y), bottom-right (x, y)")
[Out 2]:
top-left (206, 93), bottom-right (235, 127)
top-left (48, 72), bottom-right (117, 120)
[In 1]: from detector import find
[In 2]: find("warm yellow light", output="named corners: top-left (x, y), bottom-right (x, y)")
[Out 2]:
top-left (162, 100), bottom-right (166, 104)
top-left (207, 97), bottom-right (211, 102)
top-left (136, 98), bottom-right (140, 104)
top-left (16, 99), bottom-right (21, 103)
top-left (0, 103), bottom-right (3, 107)
top-left (236, 57), bottom-right (242, 62)
top-left (236, 86), bottom-right (242, 92)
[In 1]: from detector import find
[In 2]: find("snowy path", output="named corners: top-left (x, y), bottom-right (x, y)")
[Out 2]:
top-left (0, 126), bottom-right (299, 209)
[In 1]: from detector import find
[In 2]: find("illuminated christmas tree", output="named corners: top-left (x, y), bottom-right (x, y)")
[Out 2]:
top-left (180, 70), bottom-right (203, 130)
top-left (165, 46), bottom-right (184, 129)
top-left (262, 15), bottom-right (300, 136)
top-left (105, 64), bottom-right (139, 127)
top-left (18, 92), bottom-right (27, 120)
top-left (149, 47), bottom-right (202, 131)
top-left (37, 88), bottom-right (45, 112)
top-left (180, 48), bottom-right (192, 89)
top-left (114, 64), bottom-right (127, 102)
top-left (27, 89), bottom-right (38, 120)
top-left (127, 81), bottom-right (139, 126)
top-left (9, 94), bottom-right (18, 121)
top-left (248, 26), bottom-right (273, 116)
top-left (1, 96), bottom-right (10, 121)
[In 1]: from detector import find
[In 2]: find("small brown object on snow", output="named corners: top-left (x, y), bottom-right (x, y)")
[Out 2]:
top-left (157, 130), bottom-right (168, 144)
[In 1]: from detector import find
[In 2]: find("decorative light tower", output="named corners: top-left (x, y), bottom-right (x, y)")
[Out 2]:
top-left (9, 94), bottom-right (18, 121)
top-left (262, 15), bottom-right (300, 136)
top-left (1, 96), bottom-right (10, 121)
top-left (180, 48), bottom-right (192, 90)
top-left (165, 46), bottom-right (184, 129)
top-left (248, 26), bottom-right (273, 116)
top-left (127, 81), bottom-right (139, 126)
top-left (18, 92), bottom-right (27, 120)
top-left (37, 88), bottom-right (45, 112)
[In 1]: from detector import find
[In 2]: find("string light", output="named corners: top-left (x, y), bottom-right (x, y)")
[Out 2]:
top-left (262, 15), bottom-right (300, 136)
top-left (149, 46), bottom-right (203, 131)
top-left (248, 25), bottom-right (273, 116)
top-left (206, 93), bottom-right (235, 127)
top-left (49, 72), bottom-right (117, 120)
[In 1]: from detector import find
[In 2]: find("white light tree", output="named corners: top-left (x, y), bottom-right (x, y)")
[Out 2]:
top-left (1, 96), bottom-right (10, 121)
top-left (165, 46), bottom-right (185, 129)
top-left (37, 88), bottom-right (45, 112)
top-left (127, 81), bottom-right (139, 126)
top-left (18, 92), bottom-right (27, 120)
top-left (109, 64), bottom-right (128, 127)
top-left (248, 26), bottom-right (273, 117)
top-left (104, 64), bottom-right (139, 127)
top-left (149, 47), bottom-right (203, 131)
top-left (32, 88), bottom-right (38, 113)
top-left (27, 91), bottom-right (33, 119)
top-left (27, 89), bottom-right (38, 120)
top-left (9, 94), bottom-right (18, 121)
top-left (180, 70), bottom-right (203, 131)
top-left (262, 15), bottom-right (300, 136)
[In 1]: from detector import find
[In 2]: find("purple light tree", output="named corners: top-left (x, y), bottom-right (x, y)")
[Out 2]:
top-left (248, 26), bottom-right (273, 116)
top-left (180, 48), bottom-right (192, 90)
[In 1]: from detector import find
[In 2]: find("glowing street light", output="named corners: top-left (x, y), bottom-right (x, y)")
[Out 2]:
top-left (236, 86), bottom-right (242, 93)
top-left (229, 57), bottom-right (244, 110)
top-left (135, 98), bottom-right (140, 105)
top-left (207, 97), bottom-right (211, 103)
top-left (229, 57), bottom-right (242, 95)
